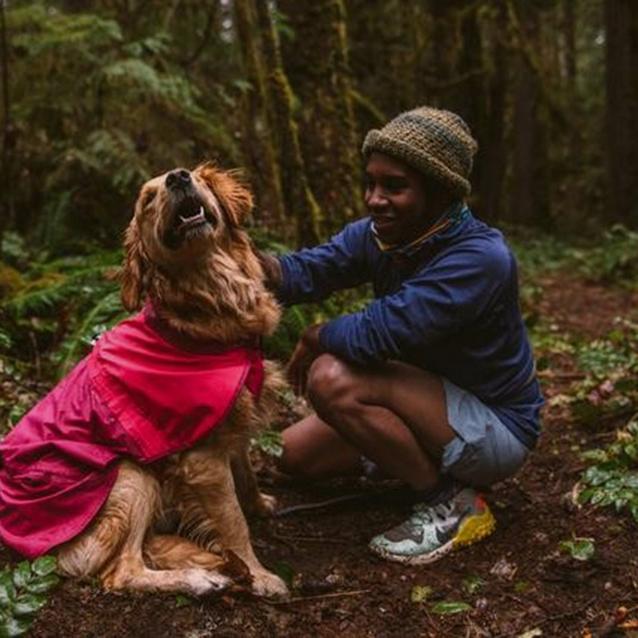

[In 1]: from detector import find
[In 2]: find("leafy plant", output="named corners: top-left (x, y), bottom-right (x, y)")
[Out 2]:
top-left (578, 418), bottom-right (638, 521)
top-left (462, 575), bottom-right (485, 595)
top-left (1, 250), bottom-right (124, 379)
top-left (251, 429), bottom-right (284, 458)
top-left (569, 225), bottom-right (638, 287)
top-left (559, 537), bottom-right (596, 561)
top-left (7, 3), bottom-right (239, 255)
top-left (0, 556), bottom-right (60, 637)
top-left (568, 320), bottom-right (638, 426)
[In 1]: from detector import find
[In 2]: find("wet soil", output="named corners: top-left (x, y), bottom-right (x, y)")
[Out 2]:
top-left (6, 275), bottom-right (638, 637)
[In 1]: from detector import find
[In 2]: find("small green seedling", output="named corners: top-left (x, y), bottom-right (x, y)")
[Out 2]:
top-left (559, 537), bottom-right (595, 561)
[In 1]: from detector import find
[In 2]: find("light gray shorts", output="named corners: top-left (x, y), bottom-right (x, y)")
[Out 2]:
top-left (441, 378), bottom-right (530, 488)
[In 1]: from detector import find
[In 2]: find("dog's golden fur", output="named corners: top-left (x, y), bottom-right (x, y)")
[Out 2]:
top-left (55, 164), bottom-right (288, 597)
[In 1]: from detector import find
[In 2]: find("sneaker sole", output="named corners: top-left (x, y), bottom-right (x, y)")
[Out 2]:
top-left (369, 507), bottom-right (496, 566)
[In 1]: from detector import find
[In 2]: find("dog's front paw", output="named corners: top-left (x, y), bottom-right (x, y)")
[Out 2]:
top-left (252, 570), bottom-right (289, 598)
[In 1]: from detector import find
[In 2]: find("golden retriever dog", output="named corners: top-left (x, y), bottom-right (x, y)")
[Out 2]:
top-left (0, 164), bottom-right (288, 598)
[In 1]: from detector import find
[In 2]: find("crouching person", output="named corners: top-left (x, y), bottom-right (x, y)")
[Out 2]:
top-left (261, 106), bottom-right (543, 564)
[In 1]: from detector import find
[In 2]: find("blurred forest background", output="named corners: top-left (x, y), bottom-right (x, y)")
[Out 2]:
top-left (2, 0), bottom-right (638, 253)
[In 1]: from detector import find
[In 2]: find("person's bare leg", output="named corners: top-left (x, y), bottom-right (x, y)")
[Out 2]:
top-left (279, 354), bottom-right (496, 565)
top-left (279, 414), bottom-right (362, 479)
top-left (279, 354), bottom-right (456, 490)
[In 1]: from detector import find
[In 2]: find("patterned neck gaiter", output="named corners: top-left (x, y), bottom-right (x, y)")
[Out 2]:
top-left (371, 201), bottom-right (468, 258)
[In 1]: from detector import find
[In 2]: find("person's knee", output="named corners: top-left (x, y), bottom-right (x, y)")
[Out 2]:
top-left (276, 441), bottom-right (326, 479)
top-left (306, 354), bottom-right (355, 415)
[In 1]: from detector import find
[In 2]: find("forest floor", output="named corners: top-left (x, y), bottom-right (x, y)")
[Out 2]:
top-left (4, 272), bottom-right (638, 637)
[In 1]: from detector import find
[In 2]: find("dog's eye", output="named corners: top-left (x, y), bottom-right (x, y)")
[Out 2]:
top-left (141, 190), bottom-right (156, 209)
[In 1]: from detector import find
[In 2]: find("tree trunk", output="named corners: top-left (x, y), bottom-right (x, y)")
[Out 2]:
top-left (477, 2), bottom-right (508, 221)
top-left (254, 0), bottom-right (322, 246)
top-left (0, 0), bottom-right (13, 255)
top-left (605, 0), bottom-right (638, 225)
top-left (233, 0), bottom-right (286, 227)
top-left (509, 0), bottom-right (551, 228)
top-left (562, 0), bottom-right (576, 86)
top-left (278, 0), bottom-right (362, 235)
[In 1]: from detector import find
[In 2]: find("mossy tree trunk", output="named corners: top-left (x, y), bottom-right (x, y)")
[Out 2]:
top-left (0, 0), bottom-right (13, 255)
top-left (346, 0), bottom-right (426, 119)
top-left (278, 0), bottom-right (362, 235)
top-left (254, 0), bottom-right (322, 246)
top-left (233, 0), bottom-right (285, 227)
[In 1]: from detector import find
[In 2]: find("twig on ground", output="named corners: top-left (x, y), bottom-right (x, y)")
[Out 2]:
top-left (270, 531), bottom-right (351, 545)
top-left (536, 596), bottom-right (597, 627)
top-left (263, 589), bottom-right (372, 606)
top-left (592, 605), bottom-right (630, 638)
top-left (275, 491), bottom-right (388, 517)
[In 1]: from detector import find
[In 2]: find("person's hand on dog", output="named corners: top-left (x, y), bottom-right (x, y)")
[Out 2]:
top-left (256, 251), bottom-right (282, 292)
top-left (287, 323), bottom-right (325, 396)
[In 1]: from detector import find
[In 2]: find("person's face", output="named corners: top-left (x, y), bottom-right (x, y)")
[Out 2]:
top-left (364, 152), bottom-right (431, 246)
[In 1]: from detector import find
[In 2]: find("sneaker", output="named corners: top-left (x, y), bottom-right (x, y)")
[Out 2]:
top-left (368, 487), bottom-right (495, 565)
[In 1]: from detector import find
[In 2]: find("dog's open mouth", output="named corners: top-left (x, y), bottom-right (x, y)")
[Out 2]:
top-left (176, 198), bottom-right (209, 232)
top-left (164, 195), bottom-right (216, 248)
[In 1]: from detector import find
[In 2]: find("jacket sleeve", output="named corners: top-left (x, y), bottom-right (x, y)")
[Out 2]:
top-left (277, 219), bottom-right (372, 305)
top-left (318, 243), bottom-right (512, 364)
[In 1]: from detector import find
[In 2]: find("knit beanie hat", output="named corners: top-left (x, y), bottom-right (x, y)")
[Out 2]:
top-left (362, 106), bottom-right (478, 197)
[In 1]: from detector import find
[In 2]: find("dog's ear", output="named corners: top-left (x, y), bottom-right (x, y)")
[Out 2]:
top-left (120, 219), bottom-right (148, 311)
top-left (197, 163), bottom-right (253, 227)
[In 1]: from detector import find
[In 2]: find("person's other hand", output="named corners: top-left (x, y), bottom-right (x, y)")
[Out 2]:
top-left (286, 323), bottom-right (325, 396)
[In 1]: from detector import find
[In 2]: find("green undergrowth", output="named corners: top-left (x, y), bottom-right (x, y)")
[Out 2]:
top-left (579, 418), bottom-right (638, 521)
top-left (0, 556), bottom-right (60, 637)
top-left (532, 313), bottom-right (638, 524)
top-left (1, 244), bottom-right (123, 382)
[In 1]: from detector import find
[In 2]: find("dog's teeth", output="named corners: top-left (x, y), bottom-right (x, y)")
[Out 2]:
top-left (199, 206), bottom-right (205, 216)
top-left (179, 215), bottom-right (187, 223)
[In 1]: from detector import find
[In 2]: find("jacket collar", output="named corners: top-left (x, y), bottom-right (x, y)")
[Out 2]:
top-left (370, 203), bottom-right (473, 265)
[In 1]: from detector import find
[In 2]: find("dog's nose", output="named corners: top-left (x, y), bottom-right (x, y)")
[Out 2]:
top-left (166, 169), bottom-right (191, 191)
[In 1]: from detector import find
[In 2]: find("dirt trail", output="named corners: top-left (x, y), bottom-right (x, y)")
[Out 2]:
top-left (14, 275), bottom-right (638, 637)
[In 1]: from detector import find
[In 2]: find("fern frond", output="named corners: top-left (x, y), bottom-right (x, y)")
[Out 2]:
top-left (57, 288), bottom-right (126, 377)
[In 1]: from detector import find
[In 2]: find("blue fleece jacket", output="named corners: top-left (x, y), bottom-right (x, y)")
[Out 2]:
top-left (278, 210), bottom-right (543, 449)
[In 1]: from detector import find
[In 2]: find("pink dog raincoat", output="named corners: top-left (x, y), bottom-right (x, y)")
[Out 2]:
top-left (0, 306), bottom-right (264, 558)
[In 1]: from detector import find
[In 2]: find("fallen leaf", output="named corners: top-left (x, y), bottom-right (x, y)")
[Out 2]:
top-left (490, 557), bottom-right (518, 580)
top-left (410, 584), bottom-right (433, 603)
top-left (430, 600), bottom-right (472, 615)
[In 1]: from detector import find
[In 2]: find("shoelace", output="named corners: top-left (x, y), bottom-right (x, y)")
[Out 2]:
top-left (411, 502), bottom-right (455, 526)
